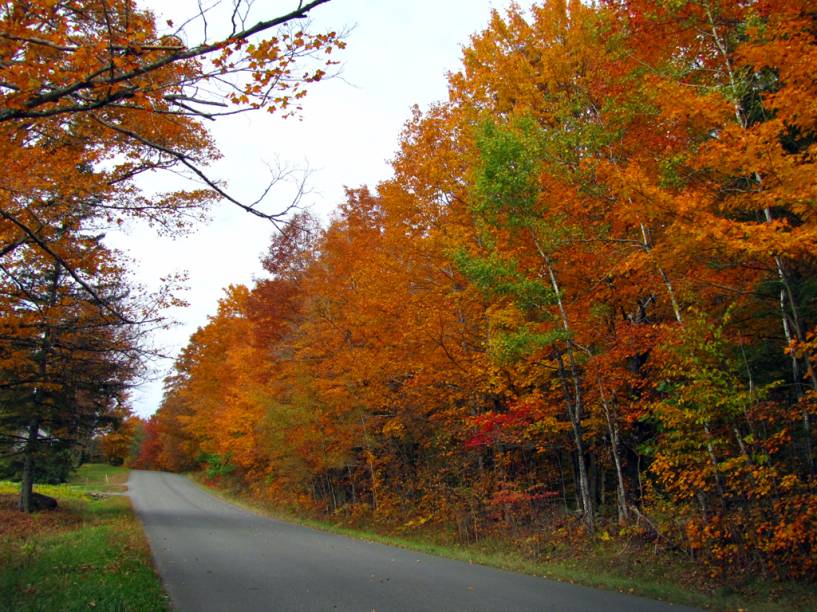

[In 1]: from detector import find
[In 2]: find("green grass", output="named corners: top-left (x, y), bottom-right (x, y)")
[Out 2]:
top-left (68, 463), bottom-right (130, 492)
top-left (192, 474), bottom-right (817, 612)
top-left (0, 464), bottom-right (170, 612)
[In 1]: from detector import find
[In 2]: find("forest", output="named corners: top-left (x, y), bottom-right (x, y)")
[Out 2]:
top-left (129, 0), bottom-right (817, 583)
top-left (0, 0), bottom-right (814, 593)
top-left (0, 0), bottom-right (342, 511)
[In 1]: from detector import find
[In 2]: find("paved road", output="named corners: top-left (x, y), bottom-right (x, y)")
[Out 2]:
top-left (128, 470), bottom-right (695, 612)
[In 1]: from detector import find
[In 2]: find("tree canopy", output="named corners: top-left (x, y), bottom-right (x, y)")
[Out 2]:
top-left (0, 0), bottom-right (343, 511)
top-left (138, 0), bottom-right (817, 580)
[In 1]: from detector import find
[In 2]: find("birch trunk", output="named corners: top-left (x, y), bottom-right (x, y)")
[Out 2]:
top-left (530, 232), bottom-right (595, 531)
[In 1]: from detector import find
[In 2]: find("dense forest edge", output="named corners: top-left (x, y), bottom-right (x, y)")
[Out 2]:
top-left (2, 0), bottom-right (816, 607)
top-left (134, 0), bottom-right (816, 593)
top-left (0, 0), bottom-right (343, 512)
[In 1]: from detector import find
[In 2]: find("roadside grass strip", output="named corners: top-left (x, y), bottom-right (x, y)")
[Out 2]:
top-left (0, 465), bottom-right (169, 612)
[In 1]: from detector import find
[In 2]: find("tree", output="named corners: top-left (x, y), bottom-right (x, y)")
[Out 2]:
top-left (0, 221), bottom-right (153, 511)
top-left (0, 0), bottom-right (344, 303)
top-left (99, 409), bottom-right (139, 465)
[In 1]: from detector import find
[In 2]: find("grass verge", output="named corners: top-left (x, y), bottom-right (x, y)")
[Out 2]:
top-left (0, 464), bottom-right (170, 612)
top-left (191, 473), bottom-right (816, 612)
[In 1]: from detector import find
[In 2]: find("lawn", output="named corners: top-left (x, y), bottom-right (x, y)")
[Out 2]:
top-left (0, 464), bottom-right (169, 612)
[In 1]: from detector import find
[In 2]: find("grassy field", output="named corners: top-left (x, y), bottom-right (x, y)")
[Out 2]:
top-left (0, 464), bottom-right (169, 612)
top-left (194, 473), bottom-right (817, 612)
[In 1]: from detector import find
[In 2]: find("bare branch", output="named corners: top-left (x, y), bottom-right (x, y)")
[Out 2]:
top-left (92, 114), bottom-right (301, 226)
top-left (0, 0), bottom-right (336, 123)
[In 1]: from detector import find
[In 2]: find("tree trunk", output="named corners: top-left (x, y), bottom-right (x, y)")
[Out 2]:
top-left (703, 421), bottom-right (727, 510)
top-left (555, 350), bottom-right (594, 532)
top-left (20, 262), bottom-right (61, 512)
top-left (765, 208), bottom-right (815, 476)
top-left (19, 418), bottom-right (39, 513)
top-left (326, 474), bottom-right (338, 511)
top-left (360, 417), bottom-right (379, 510)
top-left (531, 234), bottom-right (595, 531)
top-left (347, 465), bottom-right (356, 504)
top-left (639, 221), bottom-right (682, 324)
top-left (556, 450), bottom-right (569, 512)
top-left (599, 384), bottom-right (629, 522)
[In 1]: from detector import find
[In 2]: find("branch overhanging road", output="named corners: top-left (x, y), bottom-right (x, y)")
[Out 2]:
top-left (128, 470), bottom-right (697, 612)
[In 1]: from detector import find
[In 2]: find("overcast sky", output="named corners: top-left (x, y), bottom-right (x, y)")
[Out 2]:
top-left (112, 0), bottom-right (513, 417)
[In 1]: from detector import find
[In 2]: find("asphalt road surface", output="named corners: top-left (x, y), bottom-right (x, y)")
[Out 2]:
top-left (128, 470), bottom-right (695, 612)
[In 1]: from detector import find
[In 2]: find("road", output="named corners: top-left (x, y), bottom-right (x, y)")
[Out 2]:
top-left (128, 470), bottom-right (695, 612)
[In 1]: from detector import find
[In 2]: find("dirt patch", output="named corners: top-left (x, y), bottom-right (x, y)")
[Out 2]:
top-left (0, 493), bottom-right (82, 539)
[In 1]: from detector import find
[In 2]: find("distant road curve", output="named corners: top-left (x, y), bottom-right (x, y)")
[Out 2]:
top-left (128, 470), bottom-right (696, 612)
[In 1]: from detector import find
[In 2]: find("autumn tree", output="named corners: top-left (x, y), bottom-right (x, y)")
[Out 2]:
top-left (99, 410), bottom-right (140, 466)
top-left (0, 222), bottom-right (153, 511)
top-left (0, 0), bottom-right (344, 286)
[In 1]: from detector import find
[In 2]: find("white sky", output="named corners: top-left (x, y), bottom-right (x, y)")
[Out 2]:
top-left (112, 0), bottom-right (513, 417)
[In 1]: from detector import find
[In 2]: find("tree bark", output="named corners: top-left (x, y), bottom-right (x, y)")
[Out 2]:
top-left (555, 350), bottom-right (594, 532)
top-left (533, 240), bottom-right (594, 532)
top-left (19, 262), bottom-right (61, 512)
top-left (19, 418), bottom-right (39, 513)
top-left (599, 384), bottom-right (629, 522)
